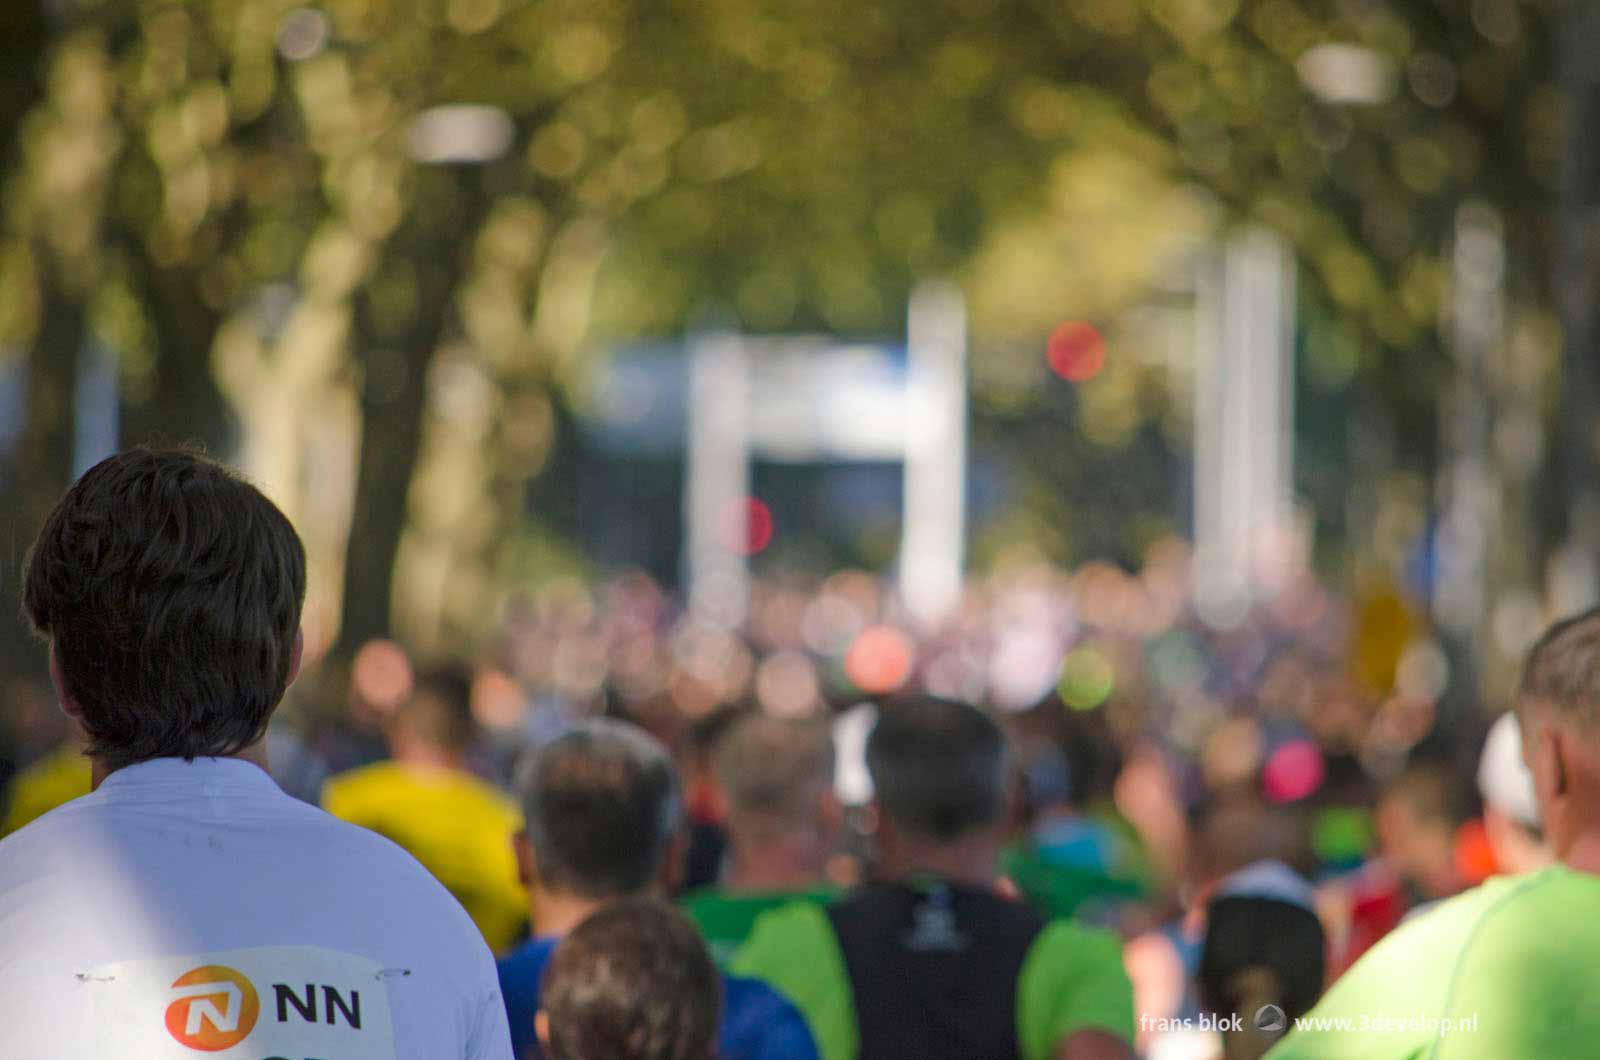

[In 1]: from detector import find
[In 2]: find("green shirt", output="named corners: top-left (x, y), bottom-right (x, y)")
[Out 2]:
top-left (733, 887), bottom-right (1134, 1060)
top-left (999, 843), bottom-right (1145, 921)
top-left (1267, 865), bottom-right (1600, 1060)
top-left (681, 886), bottom-right (838, 967)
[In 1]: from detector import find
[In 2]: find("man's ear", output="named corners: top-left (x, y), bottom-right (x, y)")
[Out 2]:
top-left (287, 627), bottom-right (305, 688)
top-left (660, 828), bottom-right (689, 896)
top-left (1004, 772), bottom-right (1028, 832)
top-left (1543, 724), bottom-right (1569, 801)
top-left (535, 1010), bottom-right (551, 1053)
top-left (514, 829), bottom-right (537, 890)
top-left (819, 788), bottom-right (845, 834)
top-left (47, 643), bottom-right (84, 723)
top-left (1524, 718), bottom-right (1568, 841)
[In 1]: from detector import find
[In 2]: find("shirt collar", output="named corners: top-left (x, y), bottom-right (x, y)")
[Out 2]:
top-left (96, 756), bottom-right (281, 797)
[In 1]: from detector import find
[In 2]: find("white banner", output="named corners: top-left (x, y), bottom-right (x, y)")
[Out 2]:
top-left (86, 945), bottom-right (396, 1059)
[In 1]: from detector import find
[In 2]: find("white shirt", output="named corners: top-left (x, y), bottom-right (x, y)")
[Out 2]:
top-left (0, 756), bottom-right (514, 1060)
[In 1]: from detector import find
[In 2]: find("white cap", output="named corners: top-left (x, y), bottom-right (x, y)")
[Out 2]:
top-left (1214, 859), bottom-right (1316, 913)
top-left (1478, 712), bottom-right (1540, 829)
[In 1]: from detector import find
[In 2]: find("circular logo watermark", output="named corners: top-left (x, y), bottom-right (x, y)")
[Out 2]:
top-left (1255, 1004), bottom-right (1287, 1035)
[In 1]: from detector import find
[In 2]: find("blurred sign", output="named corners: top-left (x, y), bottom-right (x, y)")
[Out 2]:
top-left (581, 283), bottom-right (969, 629)
top-left (586, 339), bottom-right (909, 460)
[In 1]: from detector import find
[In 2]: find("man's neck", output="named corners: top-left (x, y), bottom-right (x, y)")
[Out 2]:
top-left (389, 740), bottom-right (465, 772)
top-left (725, 834), bottom-right (825, 893)
top-left (530, 889), bottom-right (608, 938)
top-left (1560, 829), bottom-right (1600, 876)
top-left (89, 740), bottom-right (271, 792)
top-left (877, 832), bottom-right (1000, 890)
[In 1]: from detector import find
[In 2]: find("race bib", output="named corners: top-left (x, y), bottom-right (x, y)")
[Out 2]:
top-left (86, 946), bottom-right (397, 1059)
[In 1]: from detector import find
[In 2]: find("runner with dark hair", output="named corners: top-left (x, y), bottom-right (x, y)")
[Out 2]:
top-left (538, 898), bottom-right (722, 1060)
top-left (0, 448), bottom-right (513, 1060)
top-left (736, 695), bottom-right (1136, 1060)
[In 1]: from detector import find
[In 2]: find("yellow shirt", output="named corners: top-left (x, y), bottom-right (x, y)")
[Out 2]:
top-left (1, 744), bottom-right (93, 836)
top-left (322, 760), bottom-right (529, 954)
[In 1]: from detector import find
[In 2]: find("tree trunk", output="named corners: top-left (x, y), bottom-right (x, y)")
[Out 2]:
top-left (120, 260), bottom-right (234, 457)
top-left (332, 169), bottom-right (492, 659)
top-left (333, 305), bottom-right (436, 659)
top-left (1553, 3), bottom-right (1600, 611)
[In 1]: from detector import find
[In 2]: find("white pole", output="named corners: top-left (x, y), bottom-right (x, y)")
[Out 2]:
top-left (1242, 227), bottom-right (1297, 596)
top-left (1194, 227), bottom-right (1296, 628)
top-left (1434, 203), bottom-right (1503, 646)
top-left (900, 282), bottom-right (968, 629)
top-left (684, 332), bottom-right (751, 626)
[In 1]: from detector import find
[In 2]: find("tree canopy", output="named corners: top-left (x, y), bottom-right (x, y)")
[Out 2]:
top-left (0, 0), bottom-right (1570, 670)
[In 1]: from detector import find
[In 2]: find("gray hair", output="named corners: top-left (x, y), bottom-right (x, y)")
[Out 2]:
top-left (1521, 607), bottom-right (1600, 724)
top-left (715, 714), bottom-right (834, 841)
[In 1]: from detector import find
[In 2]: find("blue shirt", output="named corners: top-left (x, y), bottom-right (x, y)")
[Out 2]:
top-left (498, 935), bottom-right (819, 1060)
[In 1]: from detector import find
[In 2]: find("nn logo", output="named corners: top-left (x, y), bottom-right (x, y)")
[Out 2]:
top-left (164, 963), bottom-right (366, 1053)
top-left (273, 981), bottom-right (364, 1030)
top-left (165, 965), bottom-right (261, 1051)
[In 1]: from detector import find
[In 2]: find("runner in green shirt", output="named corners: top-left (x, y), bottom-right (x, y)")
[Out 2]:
top-left (1266, 865), bottom-right (1600, 1059)
top-left (682, 885), bottom-right (838, 967)
top-left (1269, 608), bottom-right (1600, 1059)
top-left (734, 696), bottom-right (1135, 1060)
top-left (682, 713), bottom-right (841, 966)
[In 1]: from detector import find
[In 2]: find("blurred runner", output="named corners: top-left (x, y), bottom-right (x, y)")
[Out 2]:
top-left (1372, 761), bottom-right (1471, 911)
top-left (1475, 711), bottom-right (1549, 875)
top-left (682, 713), bottom-right (841, 964)
top-left (0, 718), bottom-right (328, 834)
top-left (537, 898), bottom-right (721, 1060)
top-left (1128, 794), bottom-right (1310, 1058)
top-left (0, 722), bottom-right (90, 836)
top-left (323, 665), bottom-right (528, 953)
top-left (1002, 741), bottom-right (1146, 923)
top-left (0, 447), bottom-right (512, 1059)
top-left (735, 695), bottom-right (1136, 1060)
top-left (1198, 861), bottom-right (1325, 1060)
top-left (498, 719), bottom-right (819, 1060)
top-left (1267, 609), bottom-right (1600, 1058)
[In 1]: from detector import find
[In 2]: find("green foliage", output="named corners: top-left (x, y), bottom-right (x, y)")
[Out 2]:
top-left (0, 0), bottom-right (1563, 647)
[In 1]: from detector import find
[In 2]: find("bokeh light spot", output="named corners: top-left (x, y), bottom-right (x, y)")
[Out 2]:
top-left (1311, 807), bottom-right (1374, 868)
top-left (471, 668), bottom-right (527, 731)
top-left (717, 496), bottom-right (775, 556)
top-left (276, 8), bottom-right (330, 62)
top-left (1058, 645), bottom-right (1115, 710)
top-left (352, 639), bottom-right (414, 718)
top-left (845, 626), bottom-right (915, 694)
top-left (1047, 320), bottom-right (1106, 382)
top-left (756, 650), bottom-right (821, 718)
top-left (1263, 739), bottom-right (1326, 803)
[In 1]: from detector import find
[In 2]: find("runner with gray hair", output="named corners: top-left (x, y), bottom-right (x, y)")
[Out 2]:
top-left (499, 719), bottom-right (819, 1060)
top-left (1267, 607), bottom-right (1600, 1059)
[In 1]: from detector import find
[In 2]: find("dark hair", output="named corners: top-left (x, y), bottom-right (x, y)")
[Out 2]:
top-left (1520, 606), bottom-right (1600, 722)
top-left (541, 897), bottom-right (721, 1060)
top-left (22, 447), bottom-right (306, 771)
top-left (517, 719), bottom-right (681, 898)
top-left (398, 664), bottom-right (476, 752)
top-left (1199, 896), bottom-right (1326, 1023)
top-left (1379, 759), bottom-right (1472, 829)
top-left (867, 695), bottom-right (1007, 841)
